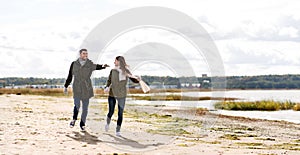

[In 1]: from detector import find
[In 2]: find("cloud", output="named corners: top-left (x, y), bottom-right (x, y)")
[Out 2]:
top-left (278, 26), bottom-right (299, 38)
top-left (0, 35), bottom-right (7, 40)
top-left (1, 0), bottom-right (300, 77)
top-left (1, 50), bottom-right (74, 78)
top-left (209, 14), bottom-right (300, 42)
top-left (215, 38), bottom-right (300, 76)
top-left (224, 45), bottom-right (291, 66)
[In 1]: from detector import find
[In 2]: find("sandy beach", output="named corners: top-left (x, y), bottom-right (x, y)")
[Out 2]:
top-left (1, 94), bottom-right (300, 155)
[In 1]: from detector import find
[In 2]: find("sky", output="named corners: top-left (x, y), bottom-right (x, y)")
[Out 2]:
top-left (1, 0), bottom-right (300, 78)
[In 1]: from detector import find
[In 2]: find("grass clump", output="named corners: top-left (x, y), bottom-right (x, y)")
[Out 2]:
top-left (235, 142), bottom-right (264, 146)
top-left (293, 103), bottom-right (300, 111)
top-left (147, 128), bottom-right (191, 136)
top-left (294, 139), bottom-right (300, 143)
top-left (57, 117), bottom-right (70, 121)
top-left (271, 143), bottom-right (300, 150)
top-left (0, 88), bottom-right (66, 96)
top-left (14, 107), bottom-right (33, 113)
top-left (219, 134), bottom-right (240, 140)
top-left (177, 143), bottom-right (189, 147)
top-left (255, 137), bottom-right (275, 141)
top-left (214, 100), bottom-right (295, 111)
top-left (210, 127), bottom-right (229, 132)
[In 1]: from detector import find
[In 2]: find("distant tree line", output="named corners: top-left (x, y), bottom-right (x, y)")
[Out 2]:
top-left (0, 77), bottom-right (65, 86)
top-left (225, 74), bottom-right (300, 89)
top-left (1, 74), bottom-right (300, 89)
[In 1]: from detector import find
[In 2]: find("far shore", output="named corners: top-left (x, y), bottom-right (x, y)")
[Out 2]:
top-left (1, 87), bottom-right (300, 96)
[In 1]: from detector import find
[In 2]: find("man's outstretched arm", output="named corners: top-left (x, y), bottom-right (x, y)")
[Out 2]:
top-left (96, 64), bottom-right (109, 70)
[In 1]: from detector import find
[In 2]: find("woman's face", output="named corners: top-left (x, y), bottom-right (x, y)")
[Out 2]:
top-left (114, 59), bottom-right (119, 66)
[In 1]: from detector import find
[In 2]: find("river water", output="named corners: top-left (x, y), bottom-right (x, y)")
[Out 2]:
top-left (127, 90), bottom-right (300, 123)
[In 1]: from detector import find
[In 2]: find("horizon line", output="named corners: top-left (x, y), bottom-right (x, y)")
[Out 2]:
top-left (0, 73), bottom-right (299, 79)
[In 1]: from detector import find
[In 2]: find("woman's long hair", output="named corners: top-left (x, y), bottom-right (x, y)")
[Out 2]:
top-left (116, 56), bottom-right (131, 75)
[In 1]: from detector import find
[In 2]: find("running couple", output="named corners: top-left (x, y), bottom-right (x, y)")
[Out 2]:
top-left (64, 49), bottom-right (140, 136)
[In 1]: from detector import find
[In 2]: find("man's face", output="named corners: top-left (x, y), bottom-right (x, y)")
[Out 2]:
top-left (80, 51), bottom-right (88, 60)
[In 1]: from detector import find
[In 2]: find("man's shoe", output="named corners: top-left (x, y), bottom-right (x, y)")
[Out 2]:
top-left (70, 120), bottom-right (76, 128)
top-left (116, 132), bottom-right (121, 137)
top-left (80, 125), bottom-right (86, 132)
top-left (80, 121), bottom-right (86, 131)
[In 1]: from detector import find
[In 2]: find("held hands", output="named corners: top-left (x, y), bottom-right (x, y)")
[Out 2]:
top-left (103, 64), bottom-right (110, 68)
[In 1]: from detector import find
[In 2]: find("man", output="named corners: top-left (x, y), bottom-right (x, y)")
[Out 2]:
top-left (64, 49), bottom-right (109, 131)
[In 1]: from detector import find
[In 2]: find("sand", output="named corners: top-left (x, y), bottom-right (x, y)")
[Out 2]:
top-left (1, 94), bottom-right (300, 155)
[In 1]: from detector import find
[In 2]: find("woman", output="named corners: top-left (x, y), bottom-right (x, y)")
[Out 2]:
top-left (104, 56), bottom-right (139, 136)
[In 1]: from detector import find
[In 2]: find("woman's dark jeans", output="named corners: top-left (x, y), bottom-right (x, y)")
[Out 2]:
top-left (106, 96), bottom-right (126, 132)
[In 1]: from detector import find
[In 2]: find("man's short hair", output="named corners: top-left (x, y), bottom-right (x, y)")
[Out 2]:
top-left (79, 49), bottom-right (87, 54)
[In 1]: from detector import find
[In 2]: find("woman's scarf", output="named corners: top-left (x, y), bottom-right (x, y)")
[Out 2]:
top-left (114, 66), bottom-right (128, 81)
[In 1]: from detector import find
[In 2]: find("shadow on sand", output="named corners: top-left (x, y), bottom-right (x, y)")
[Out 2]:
top-left (66, 131), bottom-right (165, 150)
top-left (100, 133), bottom-right (165, 149)
top-left (66, 131), bottom-right (102, 145)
